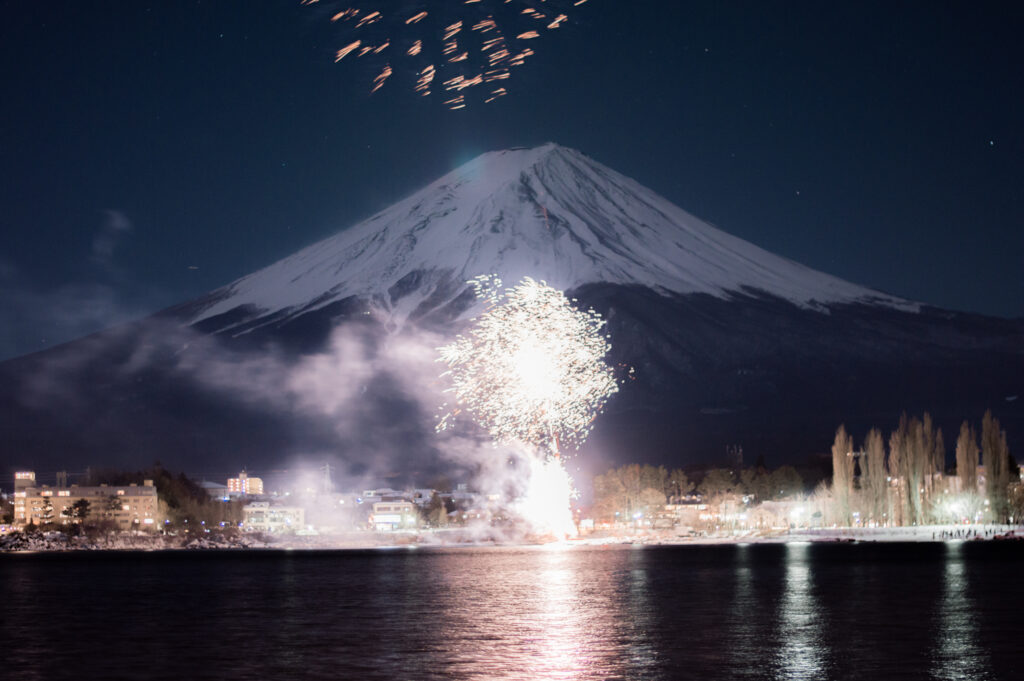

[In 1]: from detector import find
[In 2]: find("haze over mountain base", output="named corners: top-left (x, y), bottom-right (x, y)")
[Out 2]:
top-left (1, 145), bottom-right (1021, 479)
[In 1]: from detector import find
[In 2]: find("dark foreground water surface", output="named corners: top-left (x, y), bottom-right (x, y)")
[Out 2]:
top-left (2, 542), bottom-right (1023, 680)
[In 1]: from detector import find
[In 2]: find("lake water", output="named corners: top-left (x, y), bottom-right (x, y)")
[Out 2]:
top-left (2, 542), bottom-right (1022, 680)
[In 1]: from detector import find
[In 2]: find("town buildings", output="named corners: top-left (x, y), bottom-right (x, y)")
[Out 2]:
top-left (242, 501), bottom-right (304, 533)
top-left (370, 500), bottom-right (418, 531)
top-left (11, 471), bottom-right (161, 531)
top-left (227, 470), bottom-right (263, 496)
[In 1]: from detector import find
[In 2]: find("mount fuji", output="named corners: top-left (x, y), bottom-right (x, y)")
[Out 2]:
top-left (2, 144), bottom-right (1021, 479)
top-left (184, 143), bottom-right (914, 336)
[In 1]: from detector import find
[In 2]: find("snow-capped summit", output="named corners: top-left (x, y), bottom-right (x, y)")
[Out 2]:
top-left (190, 143), bottom-right (914, 332)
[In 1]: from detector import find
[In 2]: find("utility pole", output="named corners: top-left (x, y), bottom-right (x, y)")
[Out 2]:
top-left (320, 463), bottom-right (334, 495)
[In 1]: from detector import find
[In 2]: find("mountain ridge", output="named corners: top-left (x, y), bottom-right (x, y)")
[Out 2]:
top-left (187, 143), bottom-right (917, 337)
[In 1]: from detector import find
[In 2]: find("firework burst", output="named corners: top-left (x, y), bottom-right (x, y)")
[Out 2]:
top-left (437, 275), bottom-right (618, 455)
top-left (301, 0), bottom-right (591, 109)
top-left (436, 275), bottom-right (618, 539)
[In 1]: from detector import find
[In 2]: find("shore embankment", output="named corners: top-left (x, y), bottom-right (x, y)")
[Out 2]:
top-left (3, 524), bottom-right (1022, 552)
top-left (574, 524), bottom-right (1023, 546)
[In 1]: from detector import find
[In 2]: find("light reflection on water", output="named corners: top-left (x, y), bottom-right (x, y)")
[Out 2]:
top-left (2, 543), bottom-right (1022, 680)
top-left (533, 549), bottom-right (590, 678)
top-left (726, 543), bottom-right (766, 679)
top-left (931, 543), bottom-right (992, 681)
top-left (776, 543), bottom-right (826, 680)
top-left (433, 545), bottom-right (654, 680)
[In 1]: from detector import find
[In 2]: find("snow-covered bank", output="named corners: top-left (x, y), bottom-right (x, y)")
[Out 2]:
top-left (4, 524), bottom-right (1023, 553)
top-left (571, 524), bottom-right (1024, 547)
top-left (0, 531), bottom-right (272, 552)
top-left (0, 528), bottom-right (487, 552)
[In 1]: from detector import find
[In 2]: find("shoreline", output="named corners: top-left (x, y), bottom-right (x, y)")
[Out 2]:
top-left (572, 523), bottom-right (1023, 547)
top-left (2, 524), bottom-right (1022, 553)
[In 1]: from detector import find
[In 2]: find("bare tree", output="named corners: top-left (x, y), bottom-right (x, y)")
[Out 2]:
top-left (831, 425), bottom-right (855, 526)
top-left (593, 470), bottom-right (628, 523)
top-left (983, 410), bottom-right (1011, 523)
top-left (665, 469), bottom-right (691, 503)
top-left (594, 464), bottom-right (670, 522)
top-left (888, 416), bottom-right (908, 526)
top-left (698, 469), bottom-right (737, 500)
top-left (955, 421), bottom-right (979, 495)
top-left (768, 466), bottom-right (804, 500)
top-left (917, 413), bottom-right (945, 523)
top-left (809, 481), bottom-right (837, 527)
top-left (908, 417), bottom-right (928, 525)
top-left (861, 428), bottom-right (887, 526)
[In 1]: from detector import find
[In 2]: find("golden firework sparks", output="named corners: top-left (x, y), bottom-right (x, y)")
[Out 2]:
top-left (437, 276), bottom-right (619, 454)
top-left (307, 0), bottom-right (590, 107)
top-left (370, 63), bottom-right (391, 92)
top-left (415, 64), bottom-right (436, 94)
top-left (334, 40), bottom-right (361, 61)
top-left (436, 275), bottom-right (621, 539)
top-left (330, 8), bottom-right (357, 22)
top-left (355, 10), bottom-right (381, 27)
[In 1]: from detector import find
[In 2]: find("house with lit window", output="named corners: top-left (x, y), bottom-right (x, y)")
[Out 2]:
top-left (242, 501), bottom-right (304, 533)
top-left (11, 471), bottom-right (161, 531)
top-left (371, 500), bottom-right (418, 531)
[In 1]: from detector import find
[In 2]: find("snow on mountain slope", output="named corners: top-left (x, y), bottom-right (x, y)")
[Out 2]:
top-left (189, 143), bottom-right (916, 331)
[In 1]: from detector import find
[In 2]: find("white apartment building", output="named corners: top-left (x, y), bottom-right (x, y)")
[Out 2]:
top-left (12, 471), bottom-right (161, 531)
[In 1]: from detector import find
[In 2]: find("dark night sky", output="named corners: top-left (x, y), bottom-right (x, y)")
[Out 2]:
top-left (2, 0), bottom-right (1022, 360)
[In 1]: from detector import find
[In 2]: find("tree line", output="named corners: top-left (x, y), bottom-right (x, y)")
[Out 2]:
top-left (89, 464), bottom-right (245, 527)
top-left (824, 410), bottom-right (1019, 526)
top-left (592, 462), bottom-right (805, 523)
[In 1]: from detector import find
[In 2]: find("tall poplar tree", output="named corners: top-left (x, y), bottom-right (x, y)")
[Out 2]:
top-left (920, 413), bottom-right (944, 522)
top-left (983, 410), bottom-right (1010, 523)
top-left (861, 428), bottom-right (887, 526)
top-left (888, 415), bottom-right (909, 526)
top-left (831, 425), bottom-right (855, 526)
top-left (955, 421), bottom-right (979, 495)
top-left (905, 416), bottom-right (926, 525)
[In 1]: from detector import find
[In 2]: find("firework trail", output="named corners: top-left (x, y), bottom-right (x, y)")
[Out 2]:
top-left (301, 0), bottom-right (591, 109)
top-left (437, 275), bottom-right (618, 455)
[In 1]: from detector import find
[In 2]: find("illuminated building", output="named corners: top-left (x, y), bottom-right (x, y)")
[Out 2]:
top-left (242, 502), bottom-right (304, 533)
top-left (371, 501), bottom-right (418, 531)
top-left (227, 470), bottom-right (264, 496)
top-left (11, 472), bottom-right (161, 531)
